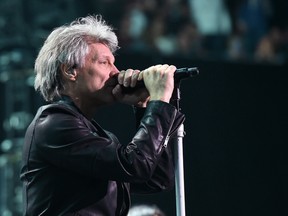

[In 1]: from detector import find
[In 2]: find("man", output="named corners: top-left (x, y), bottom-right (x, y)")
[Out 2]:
top-left (20, 15), bottom-right (185, 215)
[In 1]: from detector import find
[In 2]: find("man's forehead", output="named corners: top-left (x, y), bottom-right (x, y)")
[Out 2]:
top-left (89, 43), bottom-right (114, 59)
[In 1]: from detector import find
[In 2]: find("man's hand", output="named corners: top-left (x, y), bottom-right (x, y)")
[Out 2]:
top-left (112, 69), bottom-right (149, 107)
top-left (140, 64), bottom-right (176, 103)
top-left (112, 64), bottom-right (176, 106)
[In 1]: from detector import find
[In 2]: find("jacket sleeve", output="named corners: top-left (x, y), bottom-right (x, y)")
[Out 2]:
top-left (128, 104), bottom-right (185, 193)
top-left (32, 101), bottom-right (184, 183)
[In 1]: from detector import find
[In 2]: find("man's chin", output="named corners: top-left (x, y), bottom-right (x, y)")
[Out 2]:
top-left (99, 92), bottom-right (117, 106)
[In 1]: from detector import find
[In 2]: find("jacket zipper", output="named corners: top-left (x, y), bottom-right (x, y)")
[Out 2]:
top-left (162, 109), bottom-right (177, 148)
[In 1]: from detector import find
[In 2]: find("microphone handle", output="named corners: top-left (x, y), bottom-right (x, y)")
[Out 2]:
top-left (121, 67), bottom-right (199, 94)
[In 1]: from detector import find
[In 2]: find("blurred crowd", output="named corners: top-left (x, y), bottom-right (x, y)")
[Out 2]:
top-left (88, 0), bottom-right (288, 64)
top-left (0, 0), bottom-right (287, 73)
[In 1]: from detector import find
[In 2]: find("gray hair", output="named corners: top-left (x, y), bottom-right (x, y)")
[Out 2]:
top-left (34, 15), bottom-right (119, 102)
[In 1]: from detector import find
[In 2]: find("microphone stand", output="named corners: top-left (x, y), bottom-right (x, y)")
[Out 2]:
top-left (171, 81), bottom-right (186, 216)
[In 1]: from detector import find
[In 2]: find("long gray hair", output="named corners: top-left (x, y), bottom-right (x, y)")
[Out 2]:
top-left (34, 15), bottom-right (119, 102)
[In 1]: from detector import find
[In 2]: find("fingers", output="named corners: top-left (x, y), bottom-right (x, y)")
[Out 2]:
top-left (158, 64), bottom-right (176, 76)
top-left (145, 64), bottom-right (176, 76)
top-left (141, 64), bottom-right (176, 103)
top-left (112, 84), bottom-right (123, 99)
top-left (117, 64), bottom-right (176, 96)
top-left (130, 70), bottom-right (140, 87)
top-left (118, 69), bottom-right (141, 87)
top-left (142, 64), bottom-right (176, 82)
top-left (137, 70), bottom-right (144, 81)
top-left (112, 83), bottom-right (150, 106)
top-left (118, 64), bottom-right (176, 87)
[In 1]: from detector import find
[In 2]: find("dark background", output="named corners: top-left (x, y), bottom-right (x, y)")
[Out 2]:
top-left (94, 55), bottom-right (288, 216)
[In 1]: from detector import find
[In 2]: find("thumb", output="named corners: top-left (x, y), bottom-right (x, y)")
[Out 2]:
top-left (112, 84), bottom-right (123, 100)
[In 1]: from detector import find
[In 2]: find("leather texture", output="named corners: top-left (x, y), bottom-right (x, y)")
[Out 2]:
top-left (20, 97), bottom-right (185, 216)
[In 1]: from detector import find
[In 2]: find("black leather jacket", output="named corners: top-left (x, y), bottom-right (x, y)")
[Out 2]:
top-left (20, 97), bottom-right (185, 216)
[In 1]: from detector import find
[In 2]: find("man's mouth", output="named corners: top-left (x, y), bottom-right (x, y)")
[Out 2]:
top-left (105, 75), bottom-right (119, 87)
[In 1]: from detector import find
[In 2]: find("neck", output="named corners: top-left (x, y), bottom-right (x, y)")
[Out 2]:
top-left (74, 97), bottom-right (98, 120)
top-left (61, 94), bottom-right (97, 120)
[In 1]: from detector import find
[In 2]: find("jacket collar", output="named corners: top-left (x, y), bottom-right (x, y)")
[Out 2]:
top-left (54, 95), bottom-right (84, 116)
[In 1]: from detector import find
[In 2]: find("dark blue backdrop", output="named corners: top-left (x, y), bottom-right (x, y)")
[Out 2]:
top-left (95, 54), bottom-right (288, 216)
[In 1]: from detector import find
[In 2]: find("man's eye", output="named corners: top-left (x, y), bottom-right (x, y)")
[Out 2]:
top-left (100, 61), bottom-right (108, 65)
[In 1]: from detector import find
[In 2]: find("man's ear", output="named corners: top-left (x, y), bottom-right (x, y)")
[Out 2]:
top-left (60, 64), bottom-right (77, 81)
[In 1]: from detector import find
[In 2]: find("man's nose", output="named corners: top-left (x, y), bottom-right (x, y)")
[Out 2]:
top-left (110, 64), bottom-right (119, 77)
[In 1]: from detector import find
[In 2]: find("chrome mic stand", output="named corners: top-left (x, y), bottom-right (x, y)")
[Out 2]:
top-left (170, 67), bottom-right (198, 216)
top-left (171, 81), bottom-right (187, 216)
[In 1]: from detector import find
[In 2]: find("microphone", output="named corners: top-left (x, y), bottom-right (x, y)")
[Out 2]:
top-left (121, 67), bottom-right (199, 93)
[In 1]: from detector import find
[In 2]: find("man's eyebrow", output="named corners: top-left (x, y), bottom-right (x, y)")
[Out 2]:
top-left (98, 55), bottom-right (115, 62)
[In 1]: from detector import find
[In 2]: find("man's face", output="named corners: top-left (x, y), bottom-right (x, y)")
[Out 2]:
top-left (75, 42), bottom-right (119, 105)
